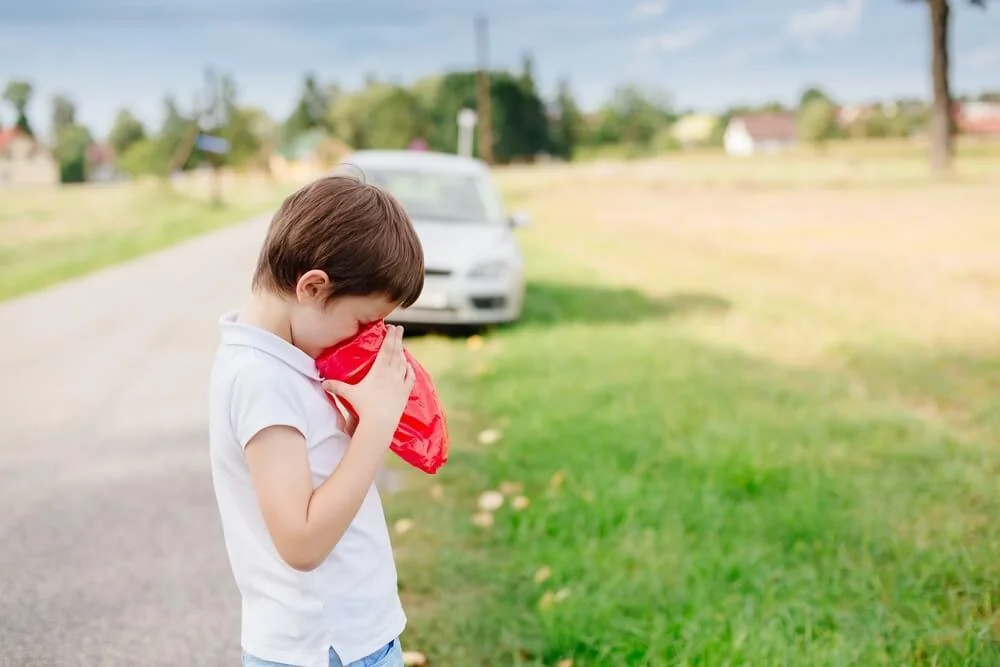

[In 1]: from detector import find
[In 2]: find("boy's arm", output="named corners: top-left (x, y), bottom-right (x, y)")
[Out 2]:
top-left (237, 325), bottom-right (412, 572)
top-left (245, 420), bottom-right (392, 572)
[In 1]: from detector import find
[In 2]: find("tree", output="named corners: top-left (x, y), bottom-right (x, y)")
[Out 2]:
top-left (512, 53), bottom-right (550, 161)
top-left (159, 95), bottom-right (195, 172)
top-left (328, 81), bottom-right (394, 149)
top-left (797, 97), bottom-right (839, 148)
top-left (51, 94), bottom-right (76, 134)
top-left (108, 109), bottom-right (146, 156)
top-left (284, 73), bottom-right (329, 140)
top-left (365, 87), bottom-right (428, 149)
top-left (3, 80), bottom-right (34, 136)
top-left (218, 106), bottom-right (264, 168)
top-left (420, 71), bottom-right (552, 163)
top-left (799, 86), bottom-right (835, 109)
top-left (908, 0), bottom-right (989, 173)
top-left (551, 78), bottom-right (583, 160)
top-left (55, 124), bottom-right (93, 183)
top-left (240, 106), bottom-right (278, 173)
top-left (118, 139), bottom-right (163, 177)
top-left (48, 95), bottom-right (92, 182)
top-left (592, 85), bottom-right (673, 148)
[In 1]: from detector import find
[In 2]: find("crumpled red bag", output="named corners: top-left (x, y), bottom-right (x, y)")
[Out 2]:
top-left (315, 321), bottom-right (449, 474)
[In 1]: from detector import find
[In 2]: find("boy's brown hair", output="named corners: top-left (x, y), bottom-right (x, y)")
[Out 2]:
top-left (252, 175), bottom-right (424, 307)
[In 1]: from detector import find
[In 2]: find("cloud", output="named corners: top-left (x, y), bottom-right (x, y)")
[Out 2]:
top-left (637, 26), bottom-right (711, 53)
top-left (964, 43), bottom-right (1000, 69)
top-left (787, 0), bottom-right (864, 44)
top-left (630, 1), bottom-right (669, 18)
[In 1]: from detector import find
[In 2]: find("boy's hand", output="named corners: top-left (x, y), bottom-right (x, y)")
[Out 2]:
top-left (323, 324), bottom-right (414, 444)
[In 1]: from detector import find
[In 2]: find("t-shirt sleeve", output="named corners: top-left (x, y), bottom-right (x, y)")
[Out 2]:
top-left (229, 365), bottom-right (308, 449)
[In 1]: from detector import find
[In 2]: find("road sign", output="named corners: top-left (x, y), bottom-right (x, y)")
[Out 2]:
top-left (195, 134), bottom-right (230, 154)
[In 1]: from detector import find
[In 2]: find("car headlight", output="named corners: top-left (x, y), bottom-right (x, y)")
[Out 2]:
top-left (468, 259), bottom-right (510, 278)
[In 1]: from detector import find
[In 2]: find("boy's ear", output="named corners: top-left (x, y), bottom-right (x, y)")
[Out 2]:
top-left (295, 269), bottom-right (332, 304)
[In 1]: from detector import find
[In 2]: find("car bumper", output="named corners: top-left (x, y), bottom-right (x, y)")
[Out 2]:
top-left (388, 275), bottom-right (524, 326)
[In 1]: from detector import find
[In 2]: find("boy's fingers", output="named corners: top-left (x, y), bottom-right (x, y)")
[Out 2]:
top-left (371, 329), bottom-right (396, 368)
top-left (322, 379), bottom-right (350, 398)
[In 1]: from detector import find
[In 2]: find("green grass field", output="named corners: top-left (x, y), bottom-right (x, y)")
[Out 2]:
top-left (4, 143), bottom-right (999, 665)
top-left (0, 172), bottom-right (298, 301)
top-left (391, 149), bottom-right (1000, 665)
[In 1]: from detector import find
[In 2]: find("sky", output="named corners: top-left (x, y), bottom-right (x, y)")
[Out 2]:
top-left (1, 0), bottom-right (999, 140)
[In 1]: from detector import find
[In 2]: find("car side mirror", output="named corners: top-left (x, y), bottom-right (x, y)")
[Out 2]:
top-left (509, 211), bottom-right (531, 228)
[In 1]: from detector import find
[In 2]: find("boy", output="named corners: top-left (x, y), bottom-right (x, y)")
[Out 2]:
top-left (208, 175), bottom-right (425, 667)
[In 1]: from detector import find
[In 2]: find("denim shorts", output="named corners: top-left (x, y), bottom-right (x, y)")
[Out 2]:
top-left (242, 638), bottom-right (403, 667)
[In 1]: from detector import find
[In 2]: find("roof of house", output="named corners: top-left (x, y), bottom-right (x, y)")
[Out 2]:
top-left (86, 143), bottom-right (116, 163)
top-left (0, 127), bottom-right (23, 152)
top-left (731, 113), bottom-right (797, 141)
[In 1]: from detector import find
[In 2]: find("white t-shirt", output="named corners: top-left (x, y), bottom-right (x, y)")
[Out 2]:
top-left (208, 311), bottom-right (405, 667)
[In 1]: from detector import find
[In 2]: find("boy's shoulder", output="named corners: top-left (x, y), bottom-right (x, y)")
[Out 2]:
top-left (209, 344), bottom-right (315, 444)
top-left (211, 344), bottom-right (298, 398)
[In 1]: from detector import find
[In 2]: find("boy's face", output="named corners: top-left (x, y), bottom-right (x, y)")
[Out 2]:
top-left (290, 270), bottom-right (400, 358)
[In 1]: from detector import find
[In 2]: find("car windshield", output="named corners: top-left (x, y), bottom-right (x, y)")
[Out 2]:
top-left (361, 168), bottom-right (504, 224)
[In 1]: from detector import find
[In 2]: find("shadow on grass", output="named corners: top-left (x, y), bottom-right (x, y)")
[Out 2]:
top-left (402, 281), bottom-right (731, 339)
top-left (518, 279), bottom-right (731, 327)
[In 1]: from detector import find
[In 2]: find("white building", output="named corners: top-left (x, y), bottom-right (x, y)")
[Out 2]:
top-left (723, 113), bottom-right (797, 156)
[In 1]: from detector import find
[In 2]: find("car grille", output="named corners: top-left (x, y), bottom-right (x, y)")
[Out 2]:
top-left (472, 296), bottom-right (507, 310)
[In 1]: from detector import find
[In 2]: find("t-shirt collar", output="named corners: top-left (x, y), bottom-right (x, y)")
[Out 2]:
top-left (219, 310), bottom-right (321, 381)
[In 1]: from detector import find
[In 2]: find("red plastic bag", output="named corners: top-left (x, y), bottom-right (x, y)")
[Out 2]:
top-left (315, 321), bottom-right (449, 474)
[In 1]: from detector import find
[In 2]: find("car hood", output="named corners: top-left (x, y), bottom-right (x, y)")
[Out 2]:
top-left (412, 220), bottom-right (510, 273)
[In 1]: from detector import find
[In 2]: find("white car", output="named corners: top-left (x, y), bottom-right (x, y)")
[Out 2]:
top-left (334, 150), bottom-right (529, 328)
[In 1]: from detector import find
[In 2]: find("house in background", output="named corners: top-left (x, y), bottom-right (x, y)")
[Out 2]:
top-left (0, 127), bottom-right (60, 186)
top-left (85, 143), bottom-right (124, 182)
top-left (723, 113), bottom-right (797, 156)
top-left (954, 101), bottom-right (1000, 137)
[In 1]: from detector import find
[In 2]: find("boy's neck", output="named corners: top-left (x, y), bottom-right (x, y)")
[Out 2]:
top-left (239, 291), bottom-right (295, 348)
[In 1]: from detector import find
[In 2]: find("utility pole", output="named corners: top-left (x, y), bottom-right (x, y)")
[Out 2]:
top-left (474, 13), bottom-right (494, 164)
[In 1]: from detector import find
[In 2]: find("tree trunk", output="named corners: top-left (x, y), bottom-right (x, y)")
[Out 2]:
top-left (928, 0), bottom-right (953, 174)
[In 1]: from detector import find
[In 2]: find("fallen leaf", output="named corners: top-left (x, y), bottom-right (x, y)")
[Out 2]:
top-left (534, 566), bottom-right (552, 584)
top-left (538, 590), bottom-right (554, 610)
top-left (402, 650), bottom-right (428, 666)
top-left (477, 490), bottom-right (504, 512)
top-left (477, 428), bottom-right (501, 445)
top-left (557, 660), bottom-right (574, 667)
top-left (429, 484), bottom-right (445, 501)
top-left (393, 518), bottom-right (414, 535)
top-left (499, 481), bottom-right (523, 495)
top-left (512, 495), bottom-right (530, 511)
top-left (466, 335), bottom-right (484, 350)
top-left (554, 588), bottom-right (572, 602)
top-left (472, 511), bottom-right (494, 528)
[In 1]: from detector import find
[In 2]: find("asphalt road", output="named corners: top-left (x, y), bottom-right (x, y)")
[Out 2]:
top-left (0, 215), bottom-right (275, 666)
